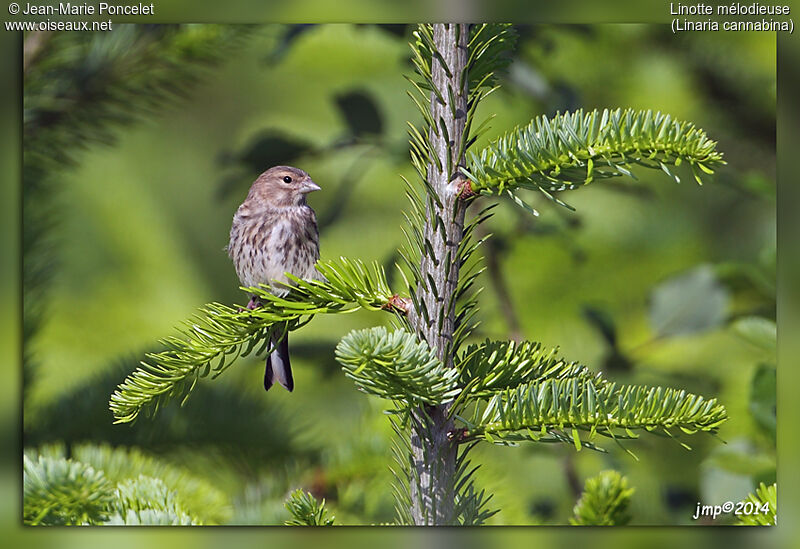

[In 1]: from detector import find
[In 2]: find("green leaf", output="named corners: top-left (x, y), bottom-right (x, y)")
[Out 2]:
top-left (649, 265), bottom-right (729, 338)
top-left (732, 316), bottom-right (776, 352)
top-left (571, 470), bottom-right (634, 525)
top-left (704, 440), bottom-right (775, 477)
top-left (749, 364), bottom-right (776, 439)
top-left (336, 327), bottom-right (460, 405)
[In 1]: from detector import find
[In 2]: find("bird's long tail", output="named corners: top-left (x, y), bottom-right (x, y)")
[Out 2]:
top-left (265, 334), bottom-right (293, 392)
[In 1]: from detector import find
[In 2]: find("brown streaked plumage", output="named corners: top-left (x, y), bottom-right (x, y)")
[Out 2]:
top-left (228, 165), bottom-right (323, 392)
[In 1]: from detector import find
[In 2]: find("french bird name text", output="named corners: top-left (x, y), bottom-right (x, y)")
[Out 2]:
top-left (670, 2), bottom-right (791, 15)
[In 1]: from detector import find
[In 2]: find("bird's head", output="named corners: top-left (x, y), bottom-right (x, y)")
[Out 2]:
top-left (246, 165), bottom-right (321, 208)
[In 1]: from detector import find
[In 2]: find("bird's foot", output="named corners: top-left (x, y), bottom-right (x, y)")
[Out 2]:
top-left (237, 296), bottom-right (262, 313)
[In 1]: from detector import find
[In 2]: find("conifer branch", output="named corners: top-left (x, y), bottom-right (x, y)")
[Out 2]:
top-left (284, 489), bottom-right (335, 526)
top-left (455, 339), bottom-right (606, 401)
top-left (461, 108), bottom-right (726, 210)
top-left (109, 477), bottom-right (199, 525)
top-left (336, 327), bottom-right (460, 406)
top-left (465, 378), bottom-right (728, 451)
top-left (24, 455), bottom-right (114, 526)
top-left (109, 258), bottom-right (398, 424)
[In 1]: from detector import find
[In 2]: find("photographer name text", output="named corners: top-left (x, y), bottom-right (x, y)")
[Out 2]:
top-left (20, 2), bottom-right (154, 15)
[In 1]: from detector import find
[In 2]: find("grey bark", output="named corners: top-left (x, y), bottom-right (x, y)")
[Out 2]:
top-left (409, 23), bottom-right (469, 526)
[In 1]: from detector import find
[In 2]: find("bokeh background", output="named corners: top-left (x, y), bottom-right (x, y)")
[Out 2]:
top-left (18, 22), bottom-right (776, 529)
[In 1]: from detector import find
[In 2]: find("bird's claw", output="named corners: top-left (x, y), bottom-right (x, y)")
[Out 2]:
top-left (237, 296), bottom-right (262, 313)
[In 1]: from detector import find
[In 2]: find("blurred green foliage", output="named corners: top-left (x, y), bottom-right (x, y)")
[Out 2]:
top-left (23, 24), bottom-right (774, 525)
top-left (24, 443), bottom-right (228, 524)
top-left (284, 489), bottom-right (335, 526)
top-left (570, 470), bottom-right (634, 526)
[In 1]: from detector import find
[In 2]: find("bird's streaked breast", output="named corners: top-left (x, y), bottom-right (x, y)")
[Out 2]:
top-left (229, 205), bottom-right (319, 292)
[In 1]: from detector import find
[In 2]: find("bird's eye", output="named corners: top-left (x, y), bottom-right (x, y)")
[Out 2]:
top-left (283, 176), bottom-right (292, 183)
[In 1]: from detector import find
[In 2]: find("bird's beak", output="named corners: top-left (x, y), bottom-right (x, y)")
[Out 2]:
top-left (301, 179), bottom-right (321, 194)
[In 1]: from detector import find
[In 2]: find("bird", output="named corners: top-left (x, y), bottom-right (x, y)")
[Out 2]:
top-left (227, 165), bottom-right (322, 392)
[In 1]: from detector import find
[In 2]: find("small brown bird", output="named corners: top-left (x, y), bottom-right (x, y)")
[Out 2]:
top-left (228, 166), bottom-right (322, 392)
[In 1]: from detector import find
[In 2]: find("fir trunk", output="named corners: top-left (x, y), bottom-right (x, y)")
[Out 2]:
top-left (409, 23), bottom-right (469, 526)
